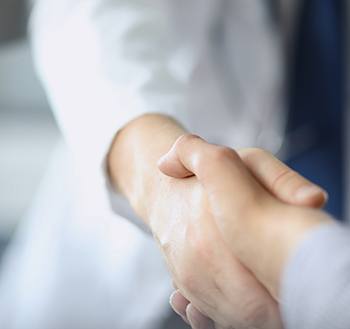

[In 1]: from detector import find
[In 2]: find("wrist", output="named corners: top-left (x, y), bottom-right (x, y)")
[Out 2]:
top-left (108, 113), bottom-right (187, 223)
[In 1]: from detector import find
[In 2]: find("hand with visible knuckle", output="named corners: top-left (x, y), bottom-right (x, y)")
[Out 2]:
top-left (150, 179), bottom-right (281, 329)
top-left (154, 137), bottom-right (315, 329)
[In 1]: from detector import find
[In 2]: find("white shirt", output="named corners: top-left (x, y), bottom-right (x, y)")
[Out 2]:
top-left (0, 1), bottom-right (285, 328)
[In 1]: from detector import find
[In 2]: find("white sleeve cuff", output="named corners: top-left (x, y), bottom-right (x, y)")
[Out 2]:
top-left (281, 223), bottom-right (350, 329)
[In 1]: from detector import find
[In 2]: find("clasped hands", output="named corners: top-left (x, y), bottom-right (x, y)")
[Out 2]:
top-left (151, 134), bottom-right (333, 329)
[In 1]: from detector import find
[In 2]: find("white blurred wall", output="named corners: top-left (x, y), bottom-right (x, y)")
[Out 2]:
top-left (0, 40), bottom-right (59, 237)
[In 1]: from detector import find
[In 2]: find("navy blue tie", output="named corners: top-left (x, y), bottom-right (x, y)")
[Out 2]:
top-left (286, 0), bottom-right (345, 220)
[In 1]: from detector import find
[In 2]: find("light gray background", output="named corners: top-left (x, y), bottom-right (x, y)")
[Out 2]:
top-left (0, 0), bottom-right (59, 253)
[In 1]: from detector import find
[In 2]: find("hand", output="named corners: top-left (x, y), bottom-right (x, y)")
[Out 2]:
top-left (110, 115), bottom-right (283, 327)
top-left (108, 115), bottom-right (328, 329)
top-left (159, 134), bottom-right (332, 328)
top-left (150, 155), bottom-right (283, 329)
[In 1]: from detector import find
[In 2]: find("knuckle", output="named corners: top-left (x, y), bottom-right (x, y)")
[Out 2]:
top-left (176, 133), bottom-right (200, 147)
top-left (211, 146), bottom-right (239, 162)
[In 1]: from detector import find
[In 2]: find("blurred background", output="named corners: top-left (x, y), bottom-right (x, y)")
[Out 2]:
top-left (0, 0), bottom-right (59, 260)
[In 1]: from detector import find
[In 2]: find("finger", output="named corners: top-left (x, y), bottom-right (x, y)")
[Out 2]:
top-left (158, 134), bottom-right (327, 208)
top-left (170, 290), bottom-right (190, 325)
top-left (158, 134), bottom-right (199, 179)
top-left (159, 134), bottom-right (263, 210)
top-left (186, 304), bottom-right (215, 329)
top-left (237, 148), bottom-right (328, 208)
top-left (158, 135), bottom-right (256, 193)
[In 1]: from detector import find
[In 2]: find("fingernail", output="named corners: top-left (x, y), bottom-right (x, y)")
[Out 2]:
top-left (169, 292), bottom-right (190, 325)
top-left (186, 305), bottom-right (200, 329)
top-left (295, 185), bottom-right (328, 201)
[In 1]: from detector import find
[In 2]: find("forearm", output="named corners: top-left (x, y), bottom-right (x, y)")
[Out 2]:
top-left (108, 113), bottom-right (186, 223)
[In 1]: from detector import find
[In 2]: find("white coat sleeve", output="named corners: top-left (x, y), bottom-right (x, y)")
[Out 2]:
top-left (281, 224), bottom-right (350, 329)
top-left (29, 0), bottom-right (197, 228)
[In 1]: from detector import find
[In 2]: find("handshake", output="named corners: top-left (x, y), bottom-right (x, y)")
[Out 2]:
top-left (154, 135), bottom-right (332, 329)
top-left (109, 116), bottom-right (334, 329)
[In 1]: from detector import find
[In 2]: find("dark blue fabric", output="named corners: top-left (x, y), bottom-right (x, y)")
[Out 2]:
top-left (287, 0), bottom-right (346, 220)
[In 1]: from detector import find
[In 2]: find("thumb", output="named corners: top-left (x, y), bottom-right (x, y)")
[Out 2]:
top-left (158, 134), bottom-right (327, 208)
top-left (157, 135), bottom-right (198, 179)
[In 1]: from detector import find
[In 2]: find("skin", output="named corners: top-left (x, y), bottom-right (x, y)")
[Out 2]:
top-left (159, 134), bottom-right (334, 329)
top-left (108, 115), bottom-right (329, 329)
